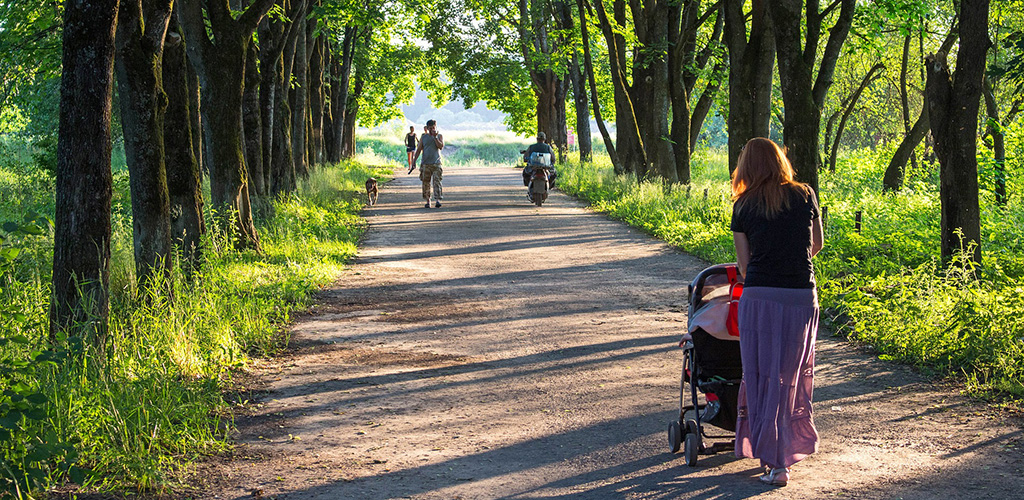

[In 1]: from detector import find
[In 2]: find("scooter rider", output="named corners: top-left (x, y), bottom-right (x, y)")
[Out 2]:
top-left (522, 131), bottom-right (557, 189)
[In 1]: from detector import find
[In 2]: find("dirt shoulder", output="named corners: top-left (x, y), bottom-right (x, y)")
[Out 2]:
top-left (192, 166), bottom-right (1023, 500)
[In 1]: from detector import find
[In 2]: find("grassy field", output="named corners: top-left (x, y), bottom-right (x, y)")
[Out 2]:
top-left (555, 145), bottom-right (1024, 402)
top-left (0, 136), bottom-right (397, 496)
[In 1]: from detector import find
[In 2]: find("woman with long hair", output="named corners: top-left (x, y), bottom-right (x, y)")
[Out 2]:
top-left (730, 137), bottom-right (824, 487)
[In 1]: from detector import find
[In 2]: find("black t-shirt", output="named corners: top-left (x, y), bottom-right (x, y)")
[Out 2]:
top-left (405, 133), bottom-right (417, 149)
top-left (730, 185), bottom-right (820, 289)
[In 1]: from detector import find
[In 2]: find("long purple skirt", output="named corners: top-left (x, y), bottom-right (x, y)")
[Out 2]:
top-left (734, 286), bottom-right (819, 468)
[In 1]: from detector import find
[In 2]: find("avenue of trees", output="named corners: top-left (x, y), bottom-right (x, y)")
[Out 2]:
top-left (1, 0), bottom-right (1021, 351)
top-left (2, 0), bottom-right (1024, 493)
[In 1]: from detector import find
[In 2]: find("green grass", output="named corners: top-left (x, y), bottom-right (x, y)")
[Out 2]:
top-left (0, 141), bottom-right (395, 496)
top-left (557, 145), bottom-right (1024, 401)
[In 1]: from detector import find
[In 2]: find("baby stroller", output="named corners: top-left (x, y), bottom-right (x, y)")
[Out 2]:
top-left (667, 263), bottom-right (744, 466)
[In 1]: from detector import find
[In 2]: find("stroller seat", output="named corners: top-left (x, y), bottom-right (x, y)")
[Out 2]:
top-left (668, 263), bottom-right (744, 466)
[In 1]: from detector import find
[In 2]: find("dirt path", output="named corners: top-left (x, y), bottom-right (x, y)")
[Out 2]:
top-left (197, 166), bottom-right (1023, 499)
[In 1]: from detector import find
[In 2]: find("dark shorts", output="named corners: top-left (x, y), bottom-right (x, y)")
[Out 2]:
top-left (406, 147), bottom-right (415, 153)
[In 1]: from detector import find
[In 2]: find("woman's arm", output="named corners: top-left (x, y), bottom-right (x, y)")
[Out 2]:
top-left (411, 139), bottom-right (424, 165)
top-left (810, 216), bottom-right (824, 257)
top-left (733, 232), bottom-right (750, 278)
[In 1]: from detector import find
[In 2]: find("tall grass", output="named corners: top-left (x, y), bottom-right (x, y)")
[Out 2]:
top-left (1, 144), bottom-right (393, 496)
top-left (557, 147), bottom-right (1024, 400)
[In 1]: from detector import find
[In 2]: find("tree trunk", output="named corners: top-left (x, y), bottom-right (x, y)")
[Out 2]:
top-left (982, 77), bottom-right (1007, 206)
top-left (771, 0), bottom-right (855, 195)
top-left (115, 0), bottom-right (174, 290)
top-left (689, 57), bottom-right (726, 151)
top-left (632, 0), bottom-right (677, 182)
top-left (258, 16), bottom-right (278, 195)
top-left (899, 33), bottom-right (919, 172)
top-left (178, 0), bottom-right (275, 251)
top-left (882, 105), bottom-right (929, 191)
top-left (555, 0), bottom-right (591, 163)
top-left (243, 42), bottom-right (264, 196)
top-left (331, 26), bottom-right (356, 163)
top-left (163, 16), bottom-right (205, 275)
top-left (323, 48), bottom-right (336, 162)
top-left (594, 0), bottom-right (647, 175)
top-left (927, 0), bottom-right (989, 265)
top-left (568, 53), bottom-right (592, 163)
top-left (272, 53), bottom-right (295, 194)
top-left (186, 50), bottom-right (203, 179)
top-left (341, 77), bottom-right (363, 159)
top-left (291, 8), bottom-right (309, 178)
top-left (828, 63), bottom-right (884, 172)
top-left (51, 0), bottom-right (118, 340)
top-left (309, 32), bottom-right (325, 166)
top-left (883, 17), bottom-right (959, 192)
top-left (534, 69), bottom-right (568, 163)
top-left (258, 0), bottom-right (305, 191)
top-left (577, 0), bottom-right (618, 169)
top-left (724, 0), bottom-right (774, 173)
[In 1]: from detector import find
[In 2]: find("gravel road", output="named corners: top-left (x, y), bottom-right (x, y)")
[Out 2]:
top-left (196, 166), bottom-right (1023, 500)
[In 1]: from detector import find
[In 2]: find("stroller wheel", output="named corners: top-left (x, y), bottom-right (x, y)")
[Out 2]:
top-left (668, 420), bottom-right (682, 453)
top-left (684, 419), bottom-right (700, 467)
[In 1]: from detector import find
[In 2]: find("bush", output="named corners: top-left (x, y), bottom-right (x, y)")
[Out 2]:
top-left (0, 158), bottom-right (392, 495)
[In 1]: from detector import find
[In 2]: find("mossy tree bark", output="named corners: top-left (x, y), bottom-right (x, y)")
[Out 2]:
top-left (115, 0), bottom-right (174, 290)
top-left (243, 42), bottom-right (265, 196)
top-left (177, 0), bottom-right (276, 251)
top-left (163, 15), bottom-right (206, 275)
top-left (51, 0), bottom-right (119, 341)
top-left (629, 0), bottom-right (677, 182)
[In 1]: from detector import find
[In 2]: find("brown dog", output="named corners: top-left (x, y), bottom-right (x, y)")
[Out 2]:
top-left (365, 177), bottom-right (379, 206)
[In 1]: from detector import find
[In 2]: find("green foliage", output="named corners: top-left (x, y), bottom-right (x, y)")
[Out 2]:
top-left (0, 219), bottom-right (84, 500)
top-left (319, 0), bottom-right (424, 129)
top-left (0, 152), bottom-right (389, 495)
top-left (559, 147), bottom-right (1024, 400)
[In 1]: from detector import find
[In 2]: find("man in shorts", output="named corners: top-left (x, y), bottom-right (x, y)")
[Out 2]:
top-left (412, 119), bottom-right (445, 208)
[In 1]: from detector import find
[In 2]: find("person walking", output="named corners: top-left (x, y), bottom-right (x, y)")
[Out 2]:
top-left (405, 126), bottom-right (418, 173)
top-left (412, 119), bottom-right (445, 208)
top-left (730, 137), bottom-right (824, 487)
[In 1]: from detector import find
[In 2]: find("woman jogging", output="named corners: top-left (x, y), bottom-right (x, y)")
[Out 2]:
top-left (730, 137), bottom-right (824, 487)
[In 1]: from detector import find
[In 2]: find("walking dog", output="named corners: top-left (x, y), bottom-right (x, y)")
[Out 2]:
top-left (365, 177), bottom-right (379, 206)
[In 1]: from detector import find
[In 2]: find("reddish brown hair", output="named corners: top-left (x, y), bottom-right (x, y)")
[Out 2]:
top-left (731, 137), bottom-right (810, 219)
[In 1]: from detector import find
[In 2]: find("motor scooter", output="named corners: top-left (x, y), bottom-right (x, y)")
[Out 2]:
top-left (522, 151), bottom-right (553, 206)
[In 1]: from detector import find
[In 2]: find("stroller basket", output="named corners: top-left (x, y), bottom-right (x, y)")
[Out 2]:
top-left (668, 263), bottom-right (744, 466)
